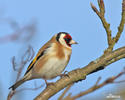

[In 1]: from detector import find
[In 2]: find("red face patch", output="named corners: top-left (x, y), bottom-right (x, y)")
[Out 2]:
top-left (64, 34), bottom-right (72, 40)
top-left (64, 34), bottom-right (72, 47)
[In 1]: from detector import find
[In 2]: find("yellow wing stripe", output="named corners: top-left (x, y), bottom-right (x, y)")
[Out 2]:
top-left (25, 45), bottom-right (49, 75)
top-left (27, 57), bottom-right (37, 71)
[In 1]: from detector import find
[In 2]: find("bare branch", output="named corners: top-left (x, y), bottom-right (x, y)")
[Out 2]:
top-left (91, 0), bottom-right (112, 48)
top-left (0, 19), bottom-right (36, 43)
top-left (34, 1), bottom-right (125, 99)
top-left (98, 0), bottom-right (105, 16)
top-left (58, 84), bottom-right (73, 100)
top-left (16, 46), bottom-right (34, 81)
top-left (7, 91), bottom-right (15, 100)
top-left (16, 82), bottom-right (43, 93)
top-left (34, 46), bottom-right (125, 100)
top-left (7, 82), bottom-right (43, 100)
top-left (63, 68), bottom-right (125, 100)
top-left (0, 18), bottom-right (20, 30)
top-left (91, 0), bottom-right (125, 53)
top-left (11, 56), bottom-right (18, 71)
top-left (21, 45), bottom-right (35, 63)
top-left (114, 0), bottom-right (125, 43)
top-left (90, 3), bottom-right (100, 16)
top-left (7, 1), bottom-right (125, 100)
top-left (95, 77), bottom-right (101, 86)
top-left (8, 46), bottom-right (36, 100)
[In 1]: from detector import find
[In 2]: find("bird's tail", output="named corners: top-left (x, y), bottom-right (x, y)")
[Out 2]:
top-left (9, 78), bottom-right (26, 91)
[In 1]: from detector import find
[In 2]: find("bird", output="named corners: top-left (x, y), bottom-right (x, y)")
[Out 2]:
top-left (9, 32), bottom-right (78, 91)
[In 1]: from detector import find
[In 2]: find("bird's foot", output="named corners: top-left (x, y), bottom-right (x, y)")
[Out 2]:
top-left (59, 71), bottom-right (70, 78)
top-left (44, 80), bottom-right (55, 87)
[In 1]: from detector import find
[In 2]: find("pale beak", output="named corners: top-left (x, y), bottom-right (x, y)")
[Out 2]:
top-left (69, 40), bottom-right (78, 45)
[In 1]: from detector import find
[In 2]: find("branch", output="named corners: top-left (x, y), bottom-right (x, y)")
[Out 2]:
top-left (0, 19), bottom-right (36, 43)
top-left (91, 0), bottom-right (112, 47)
top-left (114, 0), bottom-right (125, 43)
top-left (58, 84), bottom-right (73, 100)
top-left (87, 0), bottom-right (125, 73)
top-left (34, 1), bottom-right (125, 100)
top-left (7, 82), bottom-right (43, 100)
top-left (63, 68), bottom-right (125, 100)
top-left (34, 46), bottom-right (125, 100)
top-left (91, 0), bottom-right (125, 53)
top-left (8, 46), bottom-right (41, 100)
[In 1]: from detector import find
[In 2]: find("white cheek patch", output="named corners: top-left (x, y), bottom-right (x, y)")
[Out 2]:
top-left (59, 34), bottom-right (71, 48)
top-left (59, 34), bottom-right (66, 44)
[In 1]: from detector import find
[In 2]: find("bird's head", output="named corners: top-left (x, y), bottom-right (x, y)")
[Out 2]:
top-left (56, 32), bottom-right (78, 48)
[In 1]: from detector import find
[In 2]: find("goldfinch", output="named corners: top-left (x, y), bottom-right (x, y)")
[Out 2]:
top-left (9, 32), bottom-right (77, 91)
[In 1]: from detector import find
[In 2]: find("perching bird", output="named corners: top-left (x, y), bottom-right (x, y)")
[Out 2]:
top-left (9, 32), bottom-right (77, 91)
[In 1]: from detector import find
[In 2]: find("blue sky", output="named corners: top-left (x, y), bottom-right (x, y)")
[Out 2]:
top-left (0, 0), bottom-right (125, 100)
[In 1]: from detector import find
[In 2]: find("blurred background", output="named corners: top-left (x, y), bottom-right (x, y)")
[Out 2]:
top-left (0, 0), bottom-right (125, 100)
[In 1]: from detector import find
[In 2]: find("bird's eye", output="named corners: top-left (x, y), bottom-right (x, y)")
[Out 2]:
top-left (64, 34), bottom-right (72, 43)
top-left (63, 34), bottom-right (72, 47)
top-left (64, 37), bottom-right (71, 43)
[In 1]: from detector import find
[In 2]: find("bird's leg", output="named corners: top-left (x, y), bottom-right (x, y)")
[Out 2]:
top-left (44, 80), bottom-right (55, 87)
top-left (59, 71), bottom-right (70, 78)
top-left (45, 79), bottom-right (48, 85)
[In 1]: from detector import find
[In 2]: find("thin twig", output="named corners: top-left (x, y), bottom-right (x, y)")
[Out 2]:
top-left (95, 77), bottom-right (101, 86)
top-left (114, 0), bottom-right (125, 43)
top-left (11, 56), bottom-right (18, 71)
top-left (58, 84), bottom-right (73, 100)
top-left (91, 0), bottom-right (125, 53)
top-left (7, 82), bottom-right (43, 100)
top-left (91, 0), bottom-right (112, 47)
top-left (15, 46), bottom-right (34, 81)
top-left (0, 20), bottom-right (36, 43)
top-left (8, 46), bottom-right (38, 100)
top-left (98, 0), bottom-right (105, 16)
top-left (16, 82), bottom-right (43, 93)
top-left (7, 91), bottom-right (15, 100)
top-left (63, 68), bottom-right (125, 100)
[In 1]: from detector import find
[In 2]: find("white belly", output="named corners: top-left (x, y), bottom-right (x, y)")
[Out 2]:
top-left (39, 57), bottom-right (68, 79)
